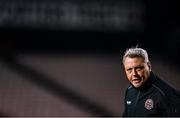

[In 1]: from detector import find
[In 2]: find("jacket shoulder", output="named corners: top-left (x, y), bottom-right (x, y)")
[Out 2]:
top-left (153, 76), bottom-right (180, 116)
top-left (153, 77), bottom-right (177, 95)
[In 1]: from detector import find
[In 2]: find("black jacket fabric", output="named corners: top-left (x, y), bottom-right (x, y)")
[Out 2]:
top-left (122, 72), bottom-right (180, 117)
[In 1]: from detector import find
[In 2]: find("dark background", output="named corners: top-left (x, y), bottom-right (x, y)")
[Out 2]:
top-left (0, 0), bottom-right (180, 116)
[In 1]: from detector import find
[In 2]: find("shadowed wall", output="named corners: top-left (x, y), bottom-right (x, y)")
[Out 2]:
top-left (0, 0), bottom-right (180, 116)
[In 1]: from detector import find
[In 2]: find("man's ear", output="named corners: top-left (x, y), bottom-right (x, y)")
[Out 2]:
top-left (147, 62), bottom-right (151, 71)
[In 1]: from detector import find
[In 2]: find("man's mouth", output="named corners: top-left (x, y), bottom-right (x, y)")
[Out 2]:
top-left (132, 78), bottom-right (141, 83)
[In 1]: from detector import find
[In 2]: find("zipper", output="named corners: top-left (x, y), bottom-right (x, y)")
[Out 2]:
top-left (132, 90), bottom-right (140, 115)
top-left (135, 91), bottom-right (140, 106)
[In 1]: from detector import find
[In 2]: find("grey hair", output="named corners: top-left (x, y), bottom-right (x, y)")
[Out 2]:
top-left (122, 47), bottom-right (150, 64)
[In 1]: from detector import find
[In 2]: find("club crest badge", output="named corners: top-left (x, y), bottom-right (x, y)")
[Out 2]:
top-left (145, 99), bottom-right (154, 110)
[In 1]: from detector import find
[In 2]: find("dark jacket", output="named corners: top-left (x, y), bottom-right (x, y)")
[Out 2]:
top-left (122, 72), bottom-right (180, 117)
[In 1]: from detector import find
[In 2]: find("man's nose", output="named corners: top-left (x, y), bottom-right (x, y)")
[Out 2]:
top-left (132, 69), bottom-right (137, 75)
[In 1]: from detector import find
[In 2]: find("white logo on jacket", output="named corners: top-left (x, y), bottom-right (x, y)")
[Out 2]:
top-left (126, 101), bottom-right (131, 105)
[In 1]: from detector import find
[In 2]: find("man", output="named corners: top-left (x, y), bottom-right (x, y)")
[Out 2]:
top-left (122, 47), bottom-right (180, 116)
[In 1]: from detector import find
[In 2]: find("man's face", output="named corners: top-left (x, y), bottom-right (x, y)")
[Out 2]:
top-left (123, 57), bottom-right (151, 88)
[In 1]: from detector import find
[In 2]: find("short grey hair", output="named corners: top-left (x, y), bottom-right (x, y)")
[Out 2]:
top-left (122, 47), bottom-right (150, 64)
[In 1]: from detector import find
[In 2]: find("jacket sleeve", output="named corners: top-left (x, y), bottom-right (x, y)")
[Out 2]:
top-left (156, 94), bottom-right (170, 116)
top-left (156, 91), bottom-right (180, 116)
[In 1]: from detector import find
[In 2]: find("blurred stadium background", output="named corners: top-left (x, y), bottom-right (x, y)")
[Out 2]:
top-left (0, 0), bottom-right (180, 116)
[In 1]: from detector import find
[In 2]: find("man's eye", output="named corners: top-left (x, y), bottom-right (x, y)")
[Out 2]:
top-left (127, 69), bottom-right (132, 73)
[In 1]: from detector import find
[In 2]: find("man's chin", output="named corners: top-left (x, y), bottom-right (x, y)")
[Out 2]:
top-left (132, 83), bottom-right (142, 88)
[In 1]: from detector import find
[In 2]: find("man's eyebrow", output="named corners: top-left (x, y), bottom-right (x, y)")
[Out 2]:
top-left (126, 68), bottom-right (132, 70)
top-left (136, 65), bottom-right (144, 68)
